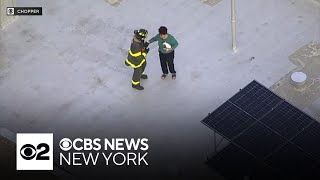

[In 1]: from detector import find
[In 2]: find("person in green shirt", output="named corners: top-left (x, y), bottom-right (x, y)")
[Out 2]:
top-left (147, 26), bottom-right (179, 80)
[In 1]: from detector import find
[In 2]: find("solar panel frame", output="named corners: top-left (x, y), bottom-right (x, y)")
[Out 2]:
top-left (202, 80), bottom-right (320, 177)
top-left (202, 80), bottom-right (318, 143)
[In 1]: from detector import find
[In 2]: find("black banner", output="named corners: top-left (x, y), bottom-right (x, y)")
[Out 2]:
top-left (7, 7), bottom-right (42, 16)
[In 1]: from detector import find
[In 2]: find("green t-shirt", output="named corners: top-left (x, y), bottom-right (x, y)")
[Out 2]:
top-left (149, 34), bottom-right (179, 54)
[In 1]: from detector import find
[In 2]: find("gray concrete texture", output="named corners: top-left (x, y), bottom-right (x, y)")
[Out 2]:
top-left (0, 0), bottom-right (16, 29)
top-left (0, 0), bottom-right (319, 178)
top-left (313, 0), bottom-right (320, 4)
top-left (271, 42), bottom-right (320, 110)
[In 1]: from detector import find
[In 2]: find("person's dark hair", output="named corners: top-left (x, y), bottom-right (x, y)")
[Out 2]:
top-left (158, 26), bottom-right (167, 35)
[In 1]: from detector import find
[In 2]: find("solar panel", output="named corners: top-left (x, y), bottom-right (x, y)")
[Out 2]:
top-left (229, 81), bottom-right (283, 119)
top-left (202, 101), bottom-right (234, 129)
top-left (233, 121), bottom-right (286, 159)
top-left (292, 121), bottom-right (320, 162)
top-left (259, 101), bottom-right (314, 139)
top-left (202, 80), bottom-right (320, 178)
top-left (202, 101), bottom-right (256, 139)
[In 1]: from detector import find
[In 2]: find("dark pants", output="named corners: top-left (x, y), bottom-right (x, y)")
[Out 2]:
top-left (132, 61), bottom-right (146, 85)
top-left (159, 51), bottom-right (176, 74)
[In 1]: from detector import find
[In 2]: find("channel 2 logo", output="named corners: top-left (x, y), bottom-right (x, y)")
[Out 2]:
top-left (20, 143), bottom-right (50, 160)
top-left (16, 133), bottom-right (53, 170)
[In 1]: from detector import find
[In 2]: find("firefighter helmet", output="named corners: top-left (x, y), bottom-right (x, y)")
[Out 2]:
top-left (134, 29), bottom-right (148, 41)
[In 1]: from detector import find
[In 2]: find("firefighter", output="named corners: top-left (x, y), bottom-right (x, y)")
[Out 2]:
top-left (125, 29), bottom-right (150, 90)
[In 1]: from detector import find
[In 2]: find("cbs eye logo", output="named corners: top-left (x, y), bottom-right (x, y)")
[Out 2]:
top-left (59, 138), bottom-right (72, 151)
top-left (16, 133), bottom-right (53, 170)
top-left (20, 143), bottom-right (50, 160)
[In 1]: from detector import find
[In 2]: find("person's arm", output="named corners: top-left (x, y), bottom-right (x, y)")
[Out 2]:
top-left (148, 34), bottom-right (160, 43)
top-left (171, 36), bottom-right (179, 50)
